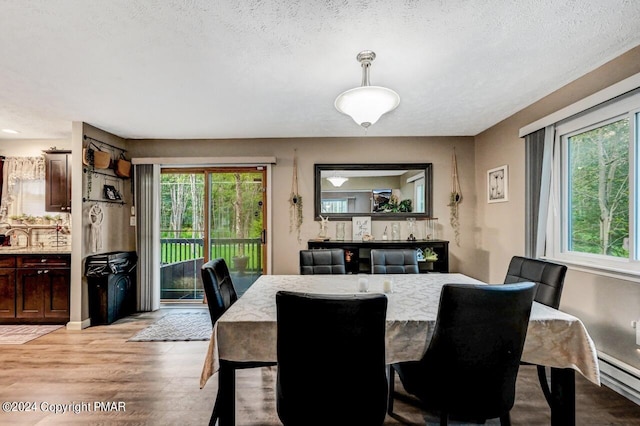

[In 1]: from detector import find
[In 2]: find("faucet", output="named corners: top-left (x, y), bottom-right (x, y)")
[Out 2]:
top-left (5, 227), bottom-right (31, 247)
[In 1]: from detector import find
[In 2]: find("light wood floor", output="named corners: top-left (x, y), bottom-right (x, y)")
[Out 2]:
top-left (1, 307), bottom-right (639, 425)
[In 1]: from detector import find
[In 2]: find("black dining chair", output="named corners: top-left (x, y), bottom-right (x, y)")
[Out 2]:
top-left (390, 282), bottom-right (536, 425)
top-left (201, 258), bottom-right (276, 426)
top-left (276, 291), bottom-right (388, 426)
top-left (299, 249), bottom-right (346, 274)
top-left (202, 258), bottom-right (238, 323)
top-left (504, 255), bottom-right (568, 406)
top-left (504, 256), bottom-right (567, 309)
top-left (370, 249), bottom-right (419, 274)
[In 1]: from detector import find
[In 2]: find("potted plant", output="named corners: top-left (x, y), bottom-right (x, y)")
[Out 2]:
top-left (43, 214), bottom-right (55, 225)
top-left (232, 255), bottom-right (249, 273)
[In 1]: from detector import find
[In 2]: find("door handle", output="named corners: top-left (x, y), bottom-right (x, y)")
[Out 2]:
top-left (261, 229), bottom-right (266, 244)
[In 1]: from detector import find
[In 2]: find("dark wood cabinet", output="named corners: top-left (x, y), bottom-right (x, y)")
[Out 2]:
top-left (0, 268), bottom-right (16, 318)
top-left (307, 239), bottom-right (449, 274)
top-left (0, 254), bottom-right (70, 324)
top-left (16, 269), bottom-right (46, 318)
top-left (45, 150), bottom-right (72, 213)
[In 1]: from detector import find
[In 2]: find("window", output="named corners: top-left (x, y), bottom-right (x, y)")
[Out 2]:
top-left (567, 117), bottom-right (629, 257)
top-left (321, 199), bottom-right (348, 213)
top-left (550, 91), bottom-right (640, 273)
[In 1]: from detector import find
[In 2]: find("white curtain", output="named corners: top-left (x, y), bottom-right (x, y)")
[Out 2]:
top-left (0, 157), bottom-right (46, 221)
top-left (135, 164), bottom-right (161, 311)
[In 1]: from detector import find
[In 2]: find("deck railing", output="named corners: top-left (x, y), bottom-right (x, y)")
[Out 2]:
top-left (160, 237), bottom-right (262, 300)
top-left (160, 237), bottom-right (262, 272)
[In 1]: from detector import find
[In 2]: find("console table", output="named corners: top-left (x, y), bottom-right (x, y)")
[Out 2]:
top-left (307, 239), bottom-right (449, 273)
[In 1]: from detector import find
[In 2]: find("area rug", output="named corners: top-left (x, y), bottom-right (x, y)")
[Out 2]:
top-left (128, 312), bottom-right (212, 342)
top-left (0, 325), bottom-right (63, 344)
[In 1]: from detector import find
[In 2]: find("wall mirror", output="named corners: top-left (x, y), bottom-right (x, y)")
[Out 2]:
top-left (314, 163), bottom-right (433, 220)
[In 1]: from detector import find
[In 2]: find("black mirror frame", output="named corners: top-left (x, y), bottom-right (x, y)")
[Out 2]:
top-left (314, 163), bottom-right (433, 220)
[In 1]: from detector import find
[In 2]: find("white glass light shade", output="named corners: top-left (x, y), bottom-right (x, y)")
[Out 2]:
top-left (326, 176), bottom-right (348, 187)
top-left (335, 86), bottom-right (400, 128)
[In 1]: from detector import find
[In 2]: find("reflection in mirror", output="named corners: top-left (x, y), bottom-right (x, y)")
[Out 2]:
top-left (315, 164), bottom-right (432, 220)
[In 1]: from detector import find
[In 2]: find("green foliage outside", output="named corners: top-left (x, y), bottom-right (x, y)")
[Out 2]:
top-left (160, 241), bottom-right (261, 265)
top-left (568, 118), bottom-right (629, 257)
top-left (160, 171), bottom-right (264, 264)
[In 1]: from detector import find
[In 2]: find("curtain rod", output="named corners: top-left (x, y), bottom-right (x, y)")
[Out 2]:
top-left (83, 135), bottom-right (126, 153)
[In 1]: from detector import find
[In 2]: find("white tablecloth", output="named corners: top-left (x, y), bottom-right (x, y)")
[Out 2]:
top-left (200, 274), bottom-right (600, 388)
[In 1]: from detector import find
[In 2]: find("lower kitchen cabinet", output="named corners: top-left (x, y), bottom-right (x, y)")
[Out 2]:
top-left (0, 268), bottom-right (16, 318)
top-left (16, 268), bottom-right (70, 320)
top-left (0, 254), bottom-right (70, 324)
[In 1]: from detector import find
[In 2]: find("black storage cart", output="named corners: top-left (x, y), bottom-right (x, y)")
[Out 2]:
top-left (85, 251), bottom-right (138, 325)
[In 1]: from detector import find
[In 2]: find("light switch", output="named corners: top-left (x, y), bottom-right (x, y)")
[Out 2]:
top-left (130, 216), bottom-right (136, 227)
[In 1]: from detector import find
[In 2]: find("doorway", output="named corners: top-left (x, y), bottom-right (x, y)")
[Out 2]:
top-left (159, 167), bottom-right (267, 301)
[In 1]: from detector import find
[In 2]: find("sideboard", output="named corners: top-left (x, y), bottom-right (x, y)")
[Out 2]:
top-left (307, 239), bottom-right (449, 274)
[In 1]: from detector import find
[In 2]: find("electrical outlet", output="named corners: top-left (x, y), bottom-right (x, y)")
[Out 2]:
top-left (130, 216), bottom-right (136, 227)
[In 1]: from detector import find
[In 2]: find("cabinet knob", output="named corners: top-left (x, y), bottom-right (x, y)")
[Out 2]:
top-left (37, 270), bottom-right (42, 274)
top-left (41, 259), bottom-right (47, 263)
top-left (43, 270), bottom-right (49, 274)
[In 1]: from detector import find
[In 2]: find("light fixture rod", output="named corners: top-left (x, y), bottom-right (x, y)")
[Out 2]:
top-left (357, 50), bottom-right (376, 87)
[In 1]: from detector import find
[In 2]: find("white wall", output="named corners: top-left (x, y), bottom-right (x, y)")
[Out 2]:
top-left (0, 139), bottom-right (70, 157)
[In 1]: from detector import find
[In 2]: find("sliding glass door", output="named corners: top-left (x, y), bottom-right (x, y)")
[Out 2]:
top-left (208, 168), bottom-right (266, 296)
top-left (159, 167), bottom-right (266, 301)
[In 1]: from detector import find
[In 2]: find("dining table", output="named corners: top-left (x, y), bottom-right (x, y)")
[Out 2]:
top-left (200, 273), bottom-right (600, 426)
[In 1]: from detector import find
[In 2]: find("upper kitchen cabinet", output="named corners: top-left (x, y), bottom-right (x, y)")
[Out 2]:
top-left (44, 150), bottom-right (71, 213)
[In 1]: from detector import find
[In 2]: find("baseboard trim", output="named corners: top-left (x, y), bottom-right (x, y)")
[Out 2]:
top-left (598, 353), bottom-right (640, 406)
top-left (66, 318), bottom-right (91, 330)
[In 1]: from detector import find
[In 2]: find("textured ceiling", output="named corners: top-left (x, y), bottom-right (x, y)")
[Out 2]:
top-left (1, 0), bottom-right (640, 140)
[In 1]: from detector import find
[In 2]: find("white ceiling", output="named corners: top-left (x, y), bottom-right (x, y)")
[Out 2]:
top-left (1, 0), bottom-right (640, 141)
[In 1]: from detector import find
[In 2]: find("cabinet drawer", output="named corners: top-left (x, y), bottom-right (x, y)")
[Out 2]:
top-left (0, 256), bottom-right (16, 268)
top-left (17, 255), bottom-right (71, 269)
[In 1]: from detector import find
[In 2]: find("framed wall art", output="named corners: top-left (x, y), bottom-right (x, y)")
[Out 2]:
top-left (103, 184), bottom-right (122, 200)
top-left (487, 165), bottom-right (508, 203)
top-left (352, 216), bottom-right (371, 240)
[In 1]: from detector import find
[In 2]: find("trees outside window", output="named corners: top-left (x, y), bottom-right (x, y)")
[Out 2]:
top-left (567, 118), bottom-right (629, 257)
top-left (550, 90), bottom-right (640, 273)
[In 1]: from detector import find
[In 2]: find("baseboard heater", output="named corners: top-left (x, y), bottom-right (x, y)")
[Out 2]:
top-left (598, 352), bottom-right (640, 406)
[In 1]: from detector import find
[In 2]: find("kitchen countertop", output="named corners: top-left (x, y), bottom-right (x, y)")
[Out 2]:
top-left (0, 246), bottom-right (72, 254)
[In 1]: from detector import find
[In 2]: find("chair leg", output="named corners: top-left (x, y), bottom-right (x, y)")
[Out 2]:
top-left (387, 365), bottom-right (395, 414)
top-left (500, 412), bottom-right (512, 426)
top-left (537, 365), bottom-right (553, 406)
top-left (209, 387), bottom-right (221, 425)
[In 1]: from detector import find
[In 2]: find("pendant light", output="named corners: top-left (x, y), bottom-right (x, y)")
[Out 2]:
top-left (326, 176), bottom-right (348, 187)
top-left (334, 50), bottom-right (400, 129)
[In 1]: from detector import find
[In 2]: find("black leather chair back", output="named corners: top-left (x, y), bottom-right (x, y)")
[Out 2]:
top-left (395, 282), bottom-right (536, 423)
top-left (370, 249), bottom-right (419, 274)
top-left (504, 256), bottom-right (567, 308)
top-left (299, 249), bottom-right (346, 274)
top-left (201, 258), bottom-right (238, 324)
top-left (276, 291), bottom-right (388, 426)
